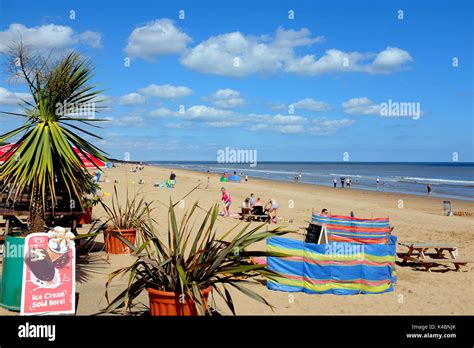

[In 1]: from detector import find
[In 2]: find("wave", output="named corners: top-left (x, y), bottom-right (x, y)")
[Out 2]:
top-left (396, 176), bottom-right (474, 186)
top-left (329, 173), bottom-right (363, 178)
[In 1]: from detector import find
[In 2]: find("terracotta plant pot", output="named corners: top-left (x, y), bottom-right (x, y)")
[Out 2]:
top-left (104, 228), bottom-right (136, 254)
top-left (147, 286), bottom-right (212, 316)
top-left (79, 207), bottom-right (93, 224)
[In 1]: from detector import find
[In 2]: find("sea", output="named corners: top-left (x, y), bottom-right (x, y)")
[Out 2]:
top-left (148, 161), bottom-right (474, 202)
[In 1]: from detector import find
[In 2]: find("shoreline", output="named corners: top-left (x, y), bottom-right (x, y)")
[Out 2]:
top-left (147, 163), bottom-right (474, 203)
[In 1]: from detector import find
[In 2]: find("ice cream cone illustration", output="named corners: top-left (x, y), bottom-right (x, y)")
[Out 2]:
top-left (24, 248), bottom-right (56, 282)
top-left (46, 227), bottom-right (75, 268)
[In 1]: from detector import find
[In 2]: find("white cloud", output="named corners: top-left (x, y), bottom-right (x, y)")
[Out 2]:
top-left (286, 47), bottom-right (412, 75)
top-left (181, 28), bottom-right (324, 77)
top-left (150, 107), bottom-right (174, 117)
top-left (208, 89), bottom-right (245, 109)
top-left (114, 115), bottom-right (144, 126)
top-left (310, 118), bottom-right (355, 134)
top-left (118, 92), bottom-right (145, 105)
top-left (0, 87), bottom-right (31, 105)
top-left (206, 121), bottom-right (241, 128)
top-left (268, 102), bottom-right (287, 111)
top-left (370, 47), bottom-right (413, 74)
top-left (164, 123), bottom-right (190, 129)
top-left (150, 104), bottom-right (235, 122)
top-left (78, 30), bottom-right (102, 49)
top-left (249, 113), bottom-right (353, 134)
top-left (342, 97), bottom-right (381, 115)
top-left (181, 105), bottom-right (234, 121)
top-left (250, 123), bottom-right (305, 134)
top-left (293, 98), bottom-right (331, 111)
top-left (249, 113), bottom-right (308, 133)
top-left (0, 23), bottom-right (102, 53)
top-left (125, 19), bottom-right (191, 60)
top-left (180, 25), bottom-right (411, 76)
top-left (139, 84), bottom-right (192, 98)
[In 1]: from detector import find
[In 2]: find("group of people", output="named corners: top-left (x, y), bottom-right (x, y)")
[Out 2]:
top-left (220, 188), bottom-right (279, 223)
top-left (334, 177), bottom-right (353, 188)
top-left (130, 164), bottom-right (145, 173)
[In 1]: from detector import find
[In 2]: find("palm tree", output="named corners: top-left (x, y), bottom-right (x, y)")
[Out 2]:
top-left (0, 43), bottom-right (108, 232)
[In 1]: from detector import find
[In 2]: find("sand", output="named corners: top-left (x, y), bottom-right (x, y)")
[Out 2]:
top-left (1, 163), bottom-right (473, 315)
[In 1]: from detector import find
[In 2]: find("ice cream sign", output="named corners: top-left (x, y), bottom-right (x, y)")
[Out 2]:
top-left (21, 227), bottom-right (76, 315)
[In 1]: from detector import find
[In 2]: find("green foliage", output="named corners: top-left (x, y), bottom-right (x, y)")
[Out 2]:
top-left (0, 44), bottom-right (108, 232)
top-left (104, 201), bottom-right (292, 315)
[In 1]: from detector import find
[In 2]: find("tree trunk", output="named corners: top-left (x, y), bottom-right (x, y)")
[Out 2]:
top-left (29, 187), bottom-right (45, 233)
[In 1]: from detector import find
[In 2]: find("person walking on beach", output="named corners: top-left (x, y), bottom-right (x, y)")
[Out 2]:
top-left (340, 177), bottom-right (345, 188)
top-left (346, 177), bottom-right (351, 188)
top-left (333, 178), bottom-right (337, 188)
top-left (427, 183), bottom-right (432, 195)
top-left (221, 187), bottom-right (232, 217)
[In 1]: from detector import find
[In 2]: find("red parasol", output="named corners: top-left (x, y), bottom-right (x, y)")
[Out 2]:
top-left (0, 143), bottom-right (106, 169)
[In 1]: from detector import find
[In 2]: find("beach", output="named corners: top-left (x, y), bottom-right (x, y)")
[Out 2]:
top-left (2, 163), bottom-right (473, 316)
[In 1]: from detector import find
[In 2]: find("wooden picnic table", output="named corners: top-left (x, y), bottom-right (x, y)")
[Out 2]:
top-left (0, 208), bottom-right (85, 239)
top-left (398, 242), bottom-right (469, 272)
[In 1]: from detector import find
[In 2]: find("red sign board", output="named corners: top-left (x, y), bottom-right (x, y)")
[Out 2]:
top-left (21, 229), bottom-right (76, 315)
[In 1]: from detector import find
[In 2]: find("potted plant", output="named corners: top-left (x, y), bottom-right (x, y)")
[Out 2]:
top-left (103, 201), bottom-right (290, 316)
top-left (0, 43), bottom-right (108, 311)
top-left (79, 195), bottom-right (100, 225)
top-left (100, 186), bottom-right (153, 255)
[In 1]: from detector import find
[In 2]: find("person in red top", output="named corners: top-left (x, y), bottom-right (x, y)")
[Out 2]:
top-left (221, 187), bottom-right (232, 217)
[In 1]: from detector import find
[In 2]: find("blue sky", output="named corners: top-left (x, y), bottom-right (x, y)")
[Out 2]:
top-left (0, 0), bottom-right (472, 162)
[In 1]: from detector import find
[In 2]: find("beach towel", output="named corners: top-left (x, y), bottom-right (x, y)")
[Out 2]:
top-left (266, 236), bottom-right (397, 295)
top-left (312, 214), bottom-right (390, 244)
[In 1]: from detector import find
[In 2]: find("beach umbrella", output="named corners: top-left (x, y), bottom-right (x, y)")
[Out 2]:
top-left (0, 143), bottom-right (106, 169)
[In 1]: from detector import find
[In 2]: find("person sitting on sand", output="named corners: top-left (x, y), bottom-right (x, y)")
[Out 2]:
top-left (253, 197), bottom-right (263, 207)
top-left (221, 187), bottom-right (232, 217)
top-left (265, 198), bottom-right (279, 223)
top-left (242, 197), bottom-right (251, 209)
top-left (321, 208), bottom-right (329, 216)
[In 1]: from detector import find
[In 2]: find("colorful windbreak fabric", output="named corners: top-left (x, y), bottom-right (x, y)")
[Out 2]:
top-left (311, 214), bottom-right (390, 244)
top-left (266, 235), bottom-right (397, 295)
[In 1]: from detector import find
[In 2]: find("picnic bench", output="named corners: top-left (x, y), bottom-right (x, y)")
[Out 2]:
top-left (0, 208), bottom-right (85, 244)
top-left (239, 207), bottom-right (270, 222)
top-left (398, 242), bottom-right (470, 272)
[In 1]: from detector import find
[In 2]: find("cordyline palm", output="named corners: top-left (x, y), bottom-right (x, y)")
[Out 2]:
top-left (0, 45), bottom-right (108, 232)
top-left (104, 202), bottom-right (292, 315)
